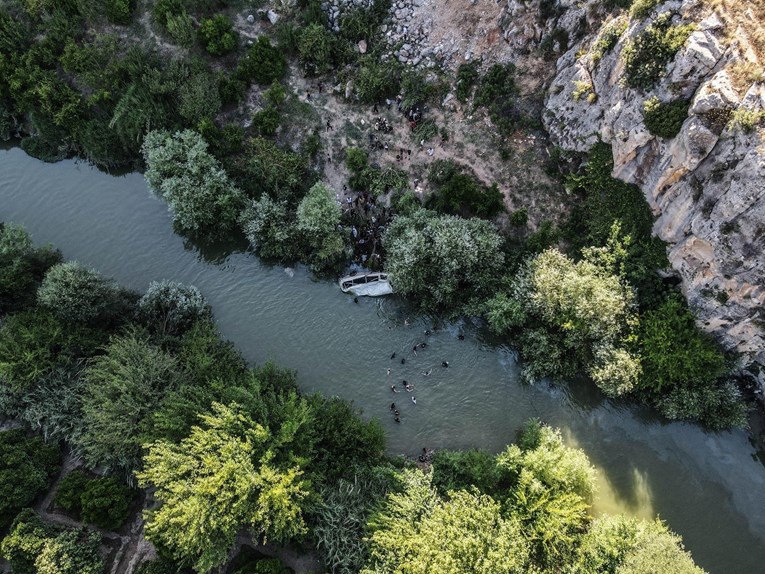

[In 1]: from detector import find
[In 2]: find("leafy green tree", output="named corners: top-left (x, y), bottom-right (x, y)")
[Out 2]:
top-left (55, 470), bottom-right (133, 530)
top-left (298, 23), bottom-right (334, 75)
top-left (236, 36), bottom-right (286, 85)
top-left (142, 129), bottom-right (245, 238)
top-left (38, 261), bottom-right (134, 326)
top-left (430, 449), bottom-right (501, 497)
top-left (137, 403), bottom-right (310, 573)
top-left (0, 430), bottom-right (61, 527)
top-left (0, 222), bottom-right (61, 314)
top-left (571, 514), bottom-right (706, 574)
top-left (362, 469), bottom-right (530, 573)
top-left (383, 209), bottom-right (505, 312)
top-left (230, 137), bottom-right (313, 202)
top-left (79, 329), bottom-right (182, 473)
top-left (35, 528), bottom-right (103, 574)
top-left (638, 295), bottom-right (726, 393)
top-left (506, 247), bottom-right (641, 395)
top-left (240, 196), bottom-right (299, 261)
top-left (136, 280), bottom-right (212, 337)
top-left (0, 509), bottom-right (57, 574)
top-left (295, 182), bottom-right (347, 271)
top-left (178, 72), bottom-right (222, 125)
top-left (198, 15), bottom-right (237, 56)
top-left (105, 0), bottom-right (133, 24)
top-left (497, 421), bottom-right (596, 568)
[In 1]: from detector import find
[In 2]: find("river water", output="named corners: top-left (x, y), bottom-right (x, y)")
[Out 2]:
top-left (1, 147), bottom-right (764, 572)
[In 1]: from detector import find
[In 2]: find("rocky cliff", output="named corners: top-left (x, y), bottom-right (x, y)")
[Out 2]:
top-left (539, 0), bottom-right (765, 371)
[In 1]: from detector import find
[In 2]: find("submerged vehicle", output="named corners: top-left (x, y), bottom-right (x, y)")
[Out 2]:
top-left (339, 272), bottom-right (393, 297)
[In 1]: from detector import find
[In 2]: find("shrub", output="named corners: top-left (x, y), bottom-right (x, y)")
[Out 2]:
top-left (354, 56), bottom-right (401, 103)
top-left (166, 12), bottom-right (195, 48)
top-left (0, 430), bottom-right (61, 527)
top-left (728, 108), bottom-right (765, 133)
top-left (236, 36), bottom-right (286, 86)
top-left (251, 107), bottom-right (281, 137)
top-left (629, 0), bottom-right (661, 20)
top-left (430, 449), bottom-right (501, 497)
top-left (456, 61), bottom-right (480, 103)
top-left (298, 23), bottom-right (334, 75)
top-left (642, 96), bottom-right (689, 138)
top-left (510, 208), bottom-right (528, 227)
top-left (198, 15), bottom-right (237, 56)
top-left (240, 196), bottom-right (299, 261)
top-left (426, 159), bottom-right (505, 218)
top-left (592, 16), bottom-right (628, 62)
top-left (37, 261), bottom-right (133, 326)
top-left (137, 280), bottom-right (212, 337)
top-left (105, 0), bottom-right (133, 25)
top-left (474, 63), bottom-right (522, 133)
top-left (178, 72), bottom-right (222, 125)
top-left (622, 14), bottom-right (695, 90)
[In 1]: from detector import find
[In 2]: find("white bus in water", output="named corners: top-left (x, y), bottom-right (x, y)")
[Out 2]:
top-left (339, 272), bottom-right (393, 297)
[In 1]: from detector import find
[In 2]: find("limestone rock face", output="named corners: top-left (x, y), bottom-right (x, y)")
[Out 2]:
top-left (543, 0), bottom-right (765, 368)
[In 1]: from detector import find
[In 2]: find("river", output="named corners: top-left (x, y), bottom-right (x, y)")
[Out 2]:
top-left (1, 146), bottom-right (764, 573)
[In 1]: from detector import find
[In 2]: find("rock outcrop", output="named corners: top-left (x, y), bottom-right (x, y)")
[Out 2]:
top-left (542, 0), bottom-right (765, 369)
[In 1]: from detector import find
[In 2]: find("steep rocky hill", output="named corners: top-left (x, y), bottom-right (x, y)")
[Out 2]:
top-left (376, 0), bottom-right (765, 377)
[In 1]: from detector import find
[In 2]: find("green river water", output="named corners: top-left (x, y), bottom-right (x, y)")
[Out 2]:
top-left (1, 147), bottom-right (764, 572)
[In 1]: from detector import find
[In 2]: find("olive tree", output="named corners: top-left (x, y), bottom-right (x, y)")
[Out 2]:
top-left (37, 261), bottom-right (132, 326)
top-left (137, 280), bottom-right (212, 337)
top-left (240, 196), bottom-right (299, 261)
top-left (383, 209), bottom-right (505, 312)
top-left (295, 182), bottom-right (347, 271)
top-left (142, 130), bottom-right (245, 238)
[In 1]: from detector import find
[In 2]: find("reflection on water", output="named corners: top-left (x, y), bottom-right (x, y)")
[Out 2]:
top-left (2, 148), bottom-right (765, 573)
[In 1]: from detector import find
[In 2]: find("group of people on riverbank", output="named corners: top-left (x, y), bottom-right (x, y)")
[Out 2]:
top-left (340, 191), bottom-right (392, 270)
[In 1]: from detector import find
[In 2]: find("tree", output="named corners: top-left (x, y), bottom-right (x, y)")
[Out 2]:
top-left (295, 182), bottom-right (347, 271)
top-left (426, 160), bottom-right (504, 218)
top-left (430, 449), bottom-right (501, 497)
top-left (362, 469), bottom-right (530, 573)
top-left (55, 470), bottom-right (133, 530)
top-left (78, 329), bottom-right (182, 473)
top-left (0, 222), bottom-right (61, 314)
top-left (35, 528), bottom-right (103, 574)
top-left (506, 247), bottom-right (641, 395)
top-left (571, 515), bottom-right (706, 574)
top-left (136, 280), bottom-right (212, 337)
top-left (37, 261), bottom-right (133, 326)
top-left (240, 196), bottom-right (299, 261)
top-left (198, 15), bottom-right (237, 56)
top-left (232, 137), bottom-right (313, 202)
top-left (0, 509), bottom-right (57, 574)
top-left (136, 403), bottom-right (310, 573)
top-left (383, 209), bottom-right (505, 312)
top-left (497, 421), bottom-right (596, 568)
top-left (142, 129), bottom-right (245, 239)
top-left (0, 430), bottom-right (60, 526)
top-left (236, 36), bottom-right (286, 85)
top-left (298, 23), bottom-right (334, 75)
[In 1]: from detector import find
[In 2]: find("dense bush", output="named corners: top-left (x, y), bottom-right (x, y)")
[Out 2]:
top-left (642, 97), bottom-right (689, 138)
top-left (240, 196), bottom-right (299, 262)
top-left (0, 223), bottom-right (61, 315)
top-left (142, 129), bottom-right (245, 239)
top-left (473, 63), bottom-right (521, 134)
top-left (384, 209), bottom-right (505, 312)
top-left (430, 449), bottom-right (501, 497)
top-left (455, 61), bottom-right (480, 103)
top-left (0, 430), bottom-right (60, 527)
top-left (198, 15), bottom-right (237, 56)
top-left (426, 159), bottom-right (505, 218)
top-left (629, 0), bottom-right (661, 19)
top-left (298, 23), bottom-right (334, 75)
top-left (236, 36), bottom-right (286, 86)
top-left (38, 261), bottom-right (134, 326)
top-left (622, 14), bottom-right (695, 90)
top-left (354, 56), bottom-right (401, 103)
top-left (137, 280), bottom-right (212, 337)
top-left (55, 470), bottom-right (133, 530)
top-left (105, 0), bottom-right (133, 25)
